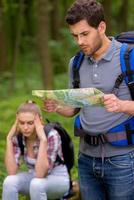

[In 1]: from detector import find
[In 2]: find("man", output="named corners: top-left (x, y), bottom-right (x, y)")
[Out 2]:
top-left (44, 0), bottom-right (134, 199)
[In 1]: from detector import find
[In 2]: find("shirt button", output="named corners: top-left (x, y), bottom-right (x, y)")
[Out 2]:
top-left (95, 64), bottom-right (98, 68)
top-left (94, 74), bottom-right (98, 77)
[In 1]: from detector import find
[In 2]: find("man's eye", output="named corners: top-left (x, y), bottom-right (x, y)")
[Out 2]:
top-left (82, 32), bottom-right (89, 36)
top-left (73, 35), bottom-right (78, 39)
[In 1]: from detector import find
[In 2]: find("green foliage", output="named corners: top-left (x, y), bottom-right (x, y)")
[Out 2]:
top-left (50, 28), bottom-right (78, 74)
top-left (129, 0), bottom-right (134, 30)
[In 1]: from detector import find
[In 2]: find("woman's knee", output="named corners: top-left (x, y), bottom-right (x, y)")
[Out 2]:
top-left (30, 178), bottom-right (47, 192)
top-left (3, 175), bottom-right (18, 191)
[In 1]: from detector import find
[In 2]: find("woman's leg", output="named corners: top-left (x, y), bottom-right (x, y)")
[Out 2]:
top-left (2, 171), bottom-right (34, 200)
top-left (30, 175), bottom-right (70, 200)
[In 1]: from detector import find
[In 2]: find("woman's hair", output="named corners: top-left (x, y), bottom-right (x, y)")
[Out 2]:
top-left (16, 100), bottom-right (42, 116)
top-left (65, 0), bottom-right (105, 28)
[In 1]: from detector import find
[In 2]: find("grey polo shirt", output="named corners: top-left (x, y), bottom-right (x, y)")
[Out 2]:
top-left (69, 38), bottom-right (134, 157)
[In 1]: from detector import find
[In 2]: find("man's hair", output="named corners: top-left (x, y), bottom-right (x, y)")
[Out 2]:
top-left (16, 100), bottom-right (42, 116)
top-left (65, 0), bottom-right (105, 28)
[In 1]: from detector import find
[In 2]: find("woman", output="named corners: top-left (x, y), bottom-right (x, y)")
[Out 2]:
top-left (2, 101), bottom-right (70, 200)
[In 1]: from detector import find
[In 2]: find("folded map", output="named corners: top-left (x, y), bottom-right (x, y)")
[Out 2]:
top-left (32, 88), bottom-right (104, 108)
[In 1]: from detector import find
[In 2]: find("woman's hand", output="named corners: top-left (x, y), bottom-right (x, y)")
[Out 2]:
top-left (34, 115), bottom-right (47, 142)
top-left (7, 118), bottom-right (18, 141)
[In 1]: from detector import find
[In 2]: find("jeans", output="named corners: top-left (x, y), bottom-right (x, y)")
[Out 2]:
top-left (78, 151), bottom-right (134, 200)
top-left (2, 171), bottom-right (69, 200)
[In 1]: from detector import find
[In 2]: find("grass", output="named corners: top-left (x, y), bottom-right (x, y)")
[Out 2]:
top-left (0, 56), bottom-right (79, 199)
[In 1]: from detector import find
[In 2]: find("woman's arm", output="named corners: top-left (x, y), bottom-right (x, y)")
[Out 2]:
top-left (34, 115), bottom-right (49, 178)
top-left (35, 138), bottom-right (49, 178)
top-left (46, 130), bottom-right (61, 172)
top-left (5, 120), bottom-right (19, 175)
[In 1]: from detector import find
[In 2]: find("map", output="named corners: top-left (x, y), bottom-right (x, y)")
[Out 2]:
top-left (32, 88), bottom-right (104, 108)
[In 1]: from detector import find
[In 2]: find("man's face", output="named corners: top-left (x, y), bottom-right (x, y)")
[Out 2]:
top-left (69, 19), bottom-right (105, 56)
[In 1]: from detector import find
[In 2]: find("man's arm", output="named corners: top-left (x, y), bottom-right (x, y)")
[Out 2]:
top-left (103, 94), bottom-right (134, 115)
top-left (43, 99), bottom-right (80, 117)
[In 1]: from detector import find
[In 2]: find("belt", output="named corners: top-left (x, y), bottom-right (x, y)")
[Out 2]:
top-left (84, 130), bottom-right (133, 146)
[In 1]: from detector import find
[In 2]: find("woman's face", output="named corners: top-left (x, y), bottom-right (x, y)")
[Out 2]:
top-left (17, 112), bottom-right (35, 137)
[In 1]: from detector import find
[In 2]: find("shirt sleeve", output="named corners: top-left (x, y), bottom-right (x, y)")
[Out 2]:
top-left (47, 129), bottom-right (61, 171)
top-left (68, 57), bottom-right (74, 89)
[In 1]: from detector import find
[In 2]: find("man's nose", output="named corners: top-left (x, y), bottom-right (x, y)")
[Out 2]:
top-left (77, 35), bottom-right (83, 45)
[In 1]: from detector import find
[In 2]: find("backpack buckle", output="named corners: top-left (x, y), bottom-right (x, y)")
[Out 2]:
top-left (84, 134), bottom-right (107, 146)
top-left (84, 135), bottom-right (99, 146)
top-left (72, 80), bottom-right (80, 88)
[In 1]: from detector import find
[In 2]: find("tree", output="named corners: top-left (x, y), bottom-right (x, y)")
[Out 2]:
top-left (101, 0), bottom-right (112, 35)
top-left (50, 0), bottom-right (60, 40)
top-left (117, 0), bottom-right (129, 32)
top-left (37, 0), bottom-right (53, 89)
top-left (10, 0), bottom-right (25, 91)
top-left (0, 0), bottom-right (8, 72)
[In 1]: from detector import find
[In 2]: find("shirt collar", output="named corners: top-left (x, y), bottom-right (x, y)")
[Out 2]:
top-left (101, 37), bottom-right (115, 61)
top-left (87, 37), bottom-right (116, 63)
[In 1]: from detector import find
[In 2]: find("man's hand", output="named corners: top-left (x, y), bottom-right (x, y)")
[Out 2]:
top-left (43, 99), bottom-right (60, 113)
top-left (43, 99), bottom-right (79, 117)
top-left (103, 94), bottom-right (124, 113)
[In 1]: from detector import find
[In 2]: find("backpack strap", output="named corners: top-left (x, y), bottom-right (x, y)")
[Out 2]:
top-left (17, 134), bottom-right (24, 155)
top-left (74, 116), bottom-right (134, 147)
top-left (72, 51), bottom-right (84, 88)
top-left (44, 123), bottom-right (65, 165)
top-left (115, 31), bottom-right (134, 44)
top-left (113, 43), bottom-right (134, 99)
top-left (120, 43), bottom-right (134, 100)
top-left (120, 43), bottom-right (133, 82)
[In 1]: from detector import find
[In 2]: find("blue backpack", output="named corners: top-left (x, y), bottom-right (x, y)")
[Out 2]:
top-left (73, 31), bottom-right (134, 147)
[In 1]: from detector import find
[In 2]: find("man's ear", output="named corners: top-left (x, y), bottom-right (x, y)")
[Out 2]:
top-left (98, 21), bottom-right (106, 34)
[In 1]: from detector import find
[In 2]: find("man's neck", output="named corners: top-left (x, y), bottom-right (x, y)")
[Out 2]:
top-left (93, 36), bottom-right (111, 61)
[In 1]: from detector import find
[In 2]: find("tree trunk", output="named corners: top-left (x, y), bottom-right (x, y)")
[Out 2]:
top-left (50, 0), bottom-right (60, 40)
top-left (37, 0), bottom-right (53, 89)
top-left (102, 0), bottom-right (112, 35)
top-left (10, 0), bottom-right (25, 91)
top-left (118, 0), bottom-right (129, 31)
top-left (61, 0), bottom-right (70, 27)
top-left (24, 0), bottom-right (34, 36)
top-left (0, 0), bottom-right (8, 72)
